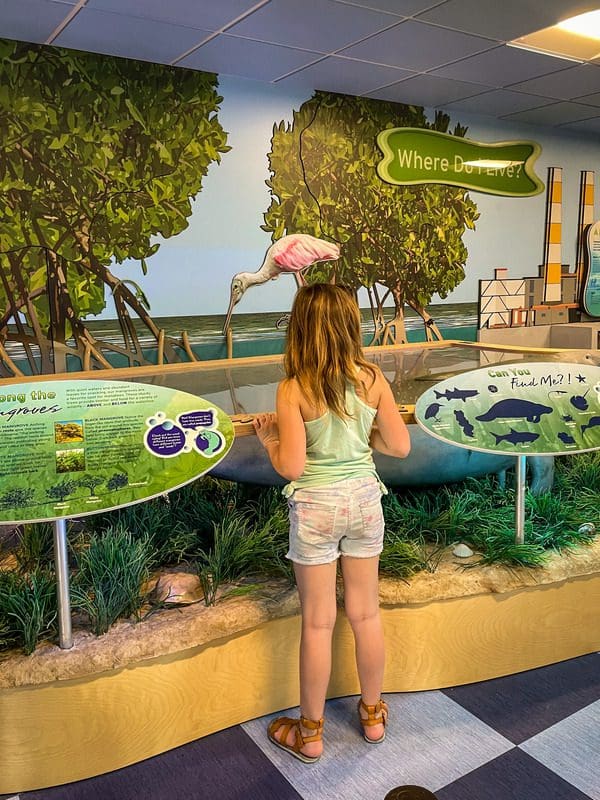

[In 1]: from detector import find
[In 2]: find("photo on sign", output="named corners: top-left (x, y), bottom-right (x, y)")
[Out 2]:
top-left (54, 420), bottom-right (85, 444)
top-left (56, 448), bottom-right (86, 474)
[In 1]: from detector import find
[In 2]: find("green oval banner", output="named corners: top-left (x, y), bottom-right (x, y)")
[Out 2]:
top-left (415, 362), bottom-right (600, 456)
top-left (377, 128), bottom-right (544, 197)
top-left (0, 379), bottom-right (234, 524)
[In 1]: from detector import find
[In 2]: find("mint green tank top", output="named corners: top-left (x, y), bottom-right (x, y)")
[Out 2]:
top-left (282, 383), bottom-right (384, 498)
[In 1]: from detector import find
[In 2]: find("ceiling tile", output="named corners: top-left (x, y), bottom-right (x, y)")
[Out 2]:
top-left (432, 45), bottom-right (572, 88)
top-left (0, 0), bottom-right (73, 43)
top-left (575, 91), bottom-right (600, 108)
top-left (367, 73), bottom-right (489, 106)
top-left (501, 101), bottom-right (600, 126)
top-left (85, 0), bottom-right (260, 32)
top-left (333, 0), bottom-right (438, 15)
top-left (416, 0), bottom-right (600, 41)
top-left (179, 36), bottom-right (323, 82)
top-left (341, 19), bottom-right (495, 70)
top-left (508, 64), bottom-right (600, 100)
top-left (54, 8), bottom-right (210, 63)
top-left (275, 55), bottom-right (415, 94)
top-left (444, 89), bottom-right (555, 116)
top-left (226, 0), bottom-right (400, 52)
top-left (559, 116), bottom-right (600, 133)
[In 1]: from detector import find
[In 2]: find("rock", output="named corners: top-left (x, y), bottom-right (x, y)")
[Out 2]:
top-left (452, 542), bottom-right (474, 558)
top-left (153, 572), bottom-right (203, 605)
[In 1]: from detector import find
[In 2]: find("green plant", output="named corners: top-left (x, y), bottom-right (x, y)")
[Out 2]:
top-left (380, 537), bottom-right (429, 579)
top-left (15, 523), bottom-right (55, 572)
top-left (0, 569), bottom-right (57, 654)
top-left (71, 526), bottom-right (153, 635)
top-left (196, 504), bottom-right (291, 605)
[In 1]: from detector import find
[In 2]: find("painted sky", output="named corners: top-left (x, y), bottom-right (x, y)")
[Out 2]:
top-left (103, 75), bottom-right (600, 321)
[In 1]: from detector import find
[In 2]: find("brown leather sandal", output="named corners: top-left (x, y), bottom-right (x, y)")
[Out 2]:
top-left (357, 698), bottom-right (388, 743)
top-left (267, 714), bottom-right (324, 763)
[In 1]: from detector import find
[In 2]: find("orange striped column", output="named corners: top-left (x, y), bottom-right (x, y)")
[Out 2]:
top-left (575, 170), bottom-right (595, 296)
top-left (542, 167), bottom-right (562, 303)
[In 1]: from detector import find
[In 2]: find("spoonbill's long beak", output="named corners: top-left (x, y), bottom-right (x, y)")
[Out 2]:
top-left (223, 285), bottom-right (242, 335)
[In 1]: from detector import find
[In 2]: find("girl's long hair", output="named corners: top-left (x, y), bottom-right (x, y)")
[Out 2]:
top-left (284, 284), bottom-right (377, 418)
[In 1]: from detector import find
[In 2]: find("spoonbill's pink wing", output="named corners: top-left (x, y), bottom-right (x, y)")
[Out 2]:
top-left (271, 234), bottom-right (340, 271)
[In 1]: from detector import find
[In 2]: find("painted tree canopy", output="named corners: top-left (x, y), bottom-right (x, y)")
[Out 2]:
top-left (0, 39), bottom-right (229, 373)
top-left (263, 92), bottom-right (479, 343)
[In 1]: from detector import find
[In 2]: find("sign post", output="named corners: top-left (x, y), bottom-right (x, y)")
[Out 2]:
top-left (0, 379), bottom-right (234, 649)
top-left (415, 362), bottom-right (600, 542)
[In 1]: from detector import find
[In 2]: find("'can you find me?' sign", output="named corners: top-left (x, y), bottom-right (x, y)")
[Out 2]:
top-left (377, 128), bottom-right (543, 197)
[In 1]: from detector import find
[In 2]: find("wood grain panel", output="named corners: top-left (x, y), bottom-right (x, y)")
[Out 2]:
top-left (1, 574), bottom-right (599, 794)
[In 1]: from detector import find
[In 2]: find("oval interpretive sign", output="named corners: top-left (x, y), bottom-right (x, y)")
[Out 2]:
top-left (0, 379), bottom-right (234, 524)
top-left (415, 362), bottom-right (600, 456)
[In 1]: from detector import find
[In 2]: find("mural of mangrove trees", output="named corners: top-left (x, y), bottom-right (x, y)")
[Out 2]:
top-left (263, 91), bottom-right (479, 344)
top-left (0, 39), bottom-right (229, 375)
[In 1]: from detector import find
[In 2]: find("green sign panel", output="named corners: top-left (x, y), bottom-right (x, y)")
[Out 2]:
top-left (377, 128), bottom-right (543, 197)
top-left (0, 379), bottom-right (234, 524)
top-left (583, 220), bottom-right (600, 318)
top-left (415, 362), bottom-right (600, 456)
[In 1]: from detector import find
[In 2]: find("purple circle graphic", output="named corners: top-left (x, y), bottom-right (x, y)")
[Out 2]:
top-left (146, 423), bottom-right (185, 456)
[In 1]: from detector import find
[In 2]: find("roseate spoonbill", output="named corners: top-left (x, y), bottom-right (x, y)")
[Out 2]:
top-left (222, 233), bottom-right (340, 333)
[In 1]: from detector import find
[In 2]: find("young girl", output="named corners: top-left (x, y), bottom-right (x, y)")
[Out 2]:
top-left (253, 284), bottom-right (410, 764)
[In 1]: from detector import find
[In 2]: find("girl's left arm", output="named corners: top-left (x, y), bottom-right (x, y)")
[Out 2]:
top-left (253, 379), bottom-right (306, 480)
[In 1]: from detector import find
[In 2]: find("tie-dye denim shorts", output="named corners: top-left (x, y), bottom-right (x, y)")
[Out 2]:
top-left (286, 475), bottom-right (385, 565)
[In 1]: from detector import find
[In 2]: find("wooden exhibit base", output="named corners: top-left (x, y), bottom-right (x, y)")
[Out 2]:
top-left (1, 572), bottom-right (599, 793)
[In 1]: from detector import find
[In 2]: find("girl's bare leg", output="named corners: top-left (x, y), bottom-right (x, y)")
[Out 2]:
top-left (273, 560), bottom-right (337, 758)
top-left (341, 555), bottom-right (385, 740)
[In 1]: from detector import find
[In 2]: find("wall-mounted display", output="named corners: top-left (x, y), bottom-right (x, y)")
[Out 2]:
top-left (377, 128), bottom-right (543, 197)
top-left (582, 220), bottom-right (600, 318)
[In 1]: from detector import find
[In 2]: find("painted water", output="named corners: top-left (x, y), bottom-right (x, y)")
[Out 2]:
top-left (87, 302), bottom-right (479, 361)
top-left (3, 303), bottom-right (478, 370)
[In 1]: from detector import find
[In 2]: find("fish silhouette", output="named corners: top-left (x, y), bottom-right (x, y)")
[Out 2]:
top-left (492, 429), bottom-right (540, 445)
top-left (454, 409), bottom-right (474, 437)
top-left (581, 416), bottom-right (600, 435)
top-left (434, 387), bottom-right (479, 401)
top-left (425, 402), bottom-right (443, 420)
top-left (476, 399), bottom-right (552, 423)
top-left (557, 432), bottom-right (576, 445)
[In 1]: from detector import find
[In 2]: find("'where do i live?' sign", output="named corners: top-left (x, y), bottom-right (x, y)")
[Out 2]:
top-left (377, 128), bottom-right (544, 197)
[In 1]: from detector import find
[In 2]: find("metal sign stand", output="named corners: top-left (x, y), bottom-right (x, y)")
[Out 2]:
top-left (515, 455), bottom-right (527, 545)
top-left (53, 518), bottom-right (73, 650)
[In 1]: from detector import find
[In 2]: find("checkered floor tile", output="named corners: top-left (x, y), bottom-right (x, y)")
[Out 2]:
top-left (8, 652), bottom-right (600, 800)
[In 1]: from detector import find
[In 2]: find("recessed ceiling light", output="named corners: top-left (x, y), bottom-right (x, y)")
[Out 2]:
top-left (557, 9), bottom-right (600, 39)
top-left (510, 9), bottom-right (600, 61)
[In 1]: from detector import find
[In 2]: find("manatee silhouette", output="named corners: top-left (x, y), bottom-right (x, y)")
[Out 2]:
top-left (476, 399), bottom-right (552, 424)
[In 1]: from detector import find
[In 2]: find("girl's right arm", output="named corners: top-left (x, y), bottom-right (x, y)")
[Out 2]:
top-left (253, 378), bottom-right (306, 480)
top-left (370, 370), bottom-right (411, 458)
